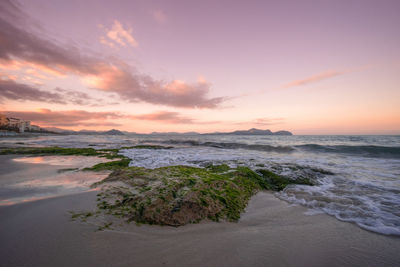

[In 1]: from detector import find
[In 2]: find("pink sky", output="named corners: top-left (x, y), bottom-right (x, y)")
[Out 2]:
top-left (0, 0), bottom-right (399, 134)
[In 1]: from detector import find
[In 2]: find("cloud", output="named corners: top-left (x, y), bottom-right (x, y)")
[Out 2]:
top-left (52, 87), bottom-right (112, 106)
top-left (25, 68), bottom-right (52, 80)
top-left (233, 117), bottom-right (286, 126)
top-left (101, 20), bottom-right (138, 48)
top-left (0, 7), bottom-right (98, 76)
top-left (0, 2), bottom-right (224, 109)
top-left (283, 71), bottom-right (342, 88)
top-left (132, 111), bottom-right (194, 124)
top-left (282, 65), bottom-right (374, 90)
top-left (99, 36), bottom-right (116, 48)
top-left (152, 10), bottom-right (167, 24)
top-left (132, 111), bottom-right (222, 125)
top-left (88, 67), bottom-right (225, 108)
top-left (4, 109), bottom-right (123, 127)
top-left (252, 117), bottom-right (285, 126)
top-left (132, 113), bottom-right (285, 127)
top-left (0, 79), bottom-right (65, 104)
top-left (0, 78), bottom-right (109, 106)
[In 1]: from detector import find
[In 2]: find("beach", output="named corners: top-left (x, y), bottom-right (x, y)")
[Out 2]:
top-left (1, 0), bottom-right (400, 265)
top-left (1, 155), bottom-right (400, 267)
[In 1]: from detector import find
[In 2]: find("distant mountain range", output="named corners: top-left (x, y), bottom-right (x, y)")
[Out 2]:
top-left (207, 128), bottom-right (293, 136)
top-left (44, 128), bottom-right (125, 135)
top-left (44, 127), bottom-right (292, 136)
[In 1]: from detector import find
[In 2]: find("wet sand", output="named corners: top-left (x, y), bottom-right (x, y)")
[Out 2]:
top-left (1, 157), bottom-right (400, 266)
top-left (0, 155), bottom-right (108, 205)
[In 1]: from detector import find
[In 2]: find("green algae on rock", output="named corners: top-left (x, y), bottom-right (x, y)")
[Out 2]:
top-left (0, 146), bottom-right (120, 158)
top-left (256, 169), bottom-right (313, 191)
top-left (1, 147), bottom-right (316, 227)
top-left (0, 146), bottom-right (137, 172)
top-left (83, 158), bottom-right (131, 171)
top-left (0, 145), bottom-right (173, 158)
top-left (93, 164), bottom-right (315, 226)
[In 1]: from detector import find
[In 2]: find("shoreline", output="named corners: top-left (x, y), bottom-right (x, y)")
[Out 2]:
top-left (1, 153), bottom-right (400, 266)
top-left (0, 154), bottom-right (109, 206)
top-left (1, 190), bottom-right (400, 266)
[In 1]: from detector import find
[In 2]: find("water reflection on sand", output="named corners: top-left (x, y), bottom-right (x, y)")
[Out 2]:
top-left (0, 156), bottom-right (110, 206)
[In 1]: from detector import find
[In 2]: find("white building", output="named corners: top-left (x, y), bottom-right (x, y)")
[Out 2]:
top-left (0, 114), bottom-right (8, 125)
top-left (7, 117), bottom-right (31, 133)
top-left (24, 121), bottom-right (31, 131)
top-left (7, 117), bottom-right (21, 127)
top-left (1, 115), bottom-right (38, 133)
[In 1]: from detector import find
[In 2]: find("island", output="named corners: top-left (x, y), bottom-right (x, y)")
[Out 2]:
top-left (207, 128), bottom-right (293, 136)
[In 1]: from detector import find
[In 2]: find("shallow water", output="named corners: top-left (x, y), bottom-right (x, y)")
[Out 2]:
top-left (1, 134), bottom-right (399, 236)
top-left (0, 155), bottom-right (109, 206)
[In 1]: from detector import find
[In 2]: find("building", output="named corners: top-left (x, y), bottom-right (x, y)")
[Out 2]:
top-left (30, 125), bottom-right (40, 131)
top-left (24, 121), bottom-right (31, 131)
top-left (7, 117), bottom-right (21, 127)
top-left (7, 117), bottom-right (31, 133)
top-left (0, 115), bottom-right (38, 133)
top-left (0, 114), bottom-right (8, 125)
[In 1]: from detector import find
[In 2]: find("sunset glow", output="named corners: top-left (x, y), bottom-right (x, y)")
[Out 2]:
top-left (1, 0), bottom-right (399, 134)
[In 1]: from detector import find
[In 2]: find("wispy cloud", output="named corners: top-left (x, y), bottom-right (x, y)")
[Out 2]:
top-left (152, 10), bottom-right (167, 24)
top-left (0, 1), bottom-right (224, 109)
top-left (101, 20), bottom-right (138, 48)
top-left (252, 117), bottom-right (285, 126)
top-left (132, 111), bottom-right (194, 124)
top-left (0, 78), bottom-right (108, 106)
top-left (132, 111), bottom-right (221, 125)
top-left (282, 71), bottom-right (342, 88)
top-left (236, 65), bottom-right (376, 99)
top-left (281, 65), bottom-right (374, 90)
top-left (233, 117), bottom-right (286, 126)
top-left (0, 79), bottom-right (64, 104)
top-left (4, 109), bottom-right (123, 127)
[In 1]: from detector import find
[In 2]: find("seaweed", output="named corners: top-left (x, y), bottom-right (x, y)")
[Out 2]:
top-left (257, 169), bottom-right (313, 191)
top-left (91, 164), bottom-right (312, 227)
top-left (83, 158), bottom-right (131, 171)
top-left (3, 146), bottom-right (316, 227)
top-left (0, 147), bottom-right (100, 156)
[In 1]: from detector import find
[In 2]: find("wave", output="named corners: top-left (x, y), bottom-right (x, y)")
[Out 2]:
top-left (141, 139), bottom-right (400, 158)
top-left (143, 139), bottom-right (295, 153)
top-left (296, 144), bottom-right (400, 158)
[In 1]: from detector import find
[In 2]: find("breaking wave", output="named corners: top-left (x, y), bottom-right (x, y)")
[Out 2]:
top-left (142, 139), bottom-right (400, 158)
top-left (296, 144), bottom-right (400, 158)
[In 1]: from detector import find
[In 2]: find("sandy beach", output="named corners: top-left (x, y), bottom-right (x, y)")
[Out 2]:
top-left (1, 155), bottom-right (400, 267)
top-left (1, 0), bottom-right (399, 265)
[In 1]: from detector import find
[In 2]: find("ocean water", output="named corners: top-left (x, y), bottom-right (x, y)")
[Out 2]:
top-left (1, 134), bottom-right (399, 236)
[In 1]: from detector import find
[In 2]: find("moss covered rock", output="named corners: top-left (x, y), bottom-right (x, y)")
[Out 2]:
top-left (93, 164), bottom-right (314, 226)
top-left (256, 169), bottom-right (313, 191)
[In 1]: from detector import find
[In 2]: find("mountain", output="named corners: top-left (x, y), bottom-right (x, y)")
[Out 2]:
top-left (272, 130), bottom-right (292, 135)
top-left (43, 128), bottom-right (125, 135)
top-left (43, 127), bottom-right (75, 133)
top-left (207, 128), bottom-right (293, 136)
top-left (103, 129), bottom-right (124, 135)
top-left (231, 128), bottom-right (272, 135)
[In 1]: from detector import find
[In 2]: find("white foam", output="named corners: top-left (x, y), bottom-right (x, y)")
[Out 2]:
top-left (122, 147), bottom-right (400, 236)
top-left (120, 147), bottom-right (276, 169)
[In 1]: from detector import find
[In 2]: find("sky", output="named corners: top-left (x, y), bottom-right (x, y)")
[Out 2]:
top-left (0, 0), bottom-right (399, 134)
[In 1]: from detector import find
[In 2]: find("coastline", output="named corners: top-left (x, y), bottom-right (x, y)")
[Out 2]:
top-left (1, 190), bottom-right (400, 266)
top-left (0, 154), bottom-right (109, 206)
top-left (1, 153), bottom-right (400, 266)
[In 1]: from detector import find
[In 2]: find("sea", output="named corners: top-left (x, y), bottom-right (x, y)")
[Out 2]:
top-left (1, 134), bottom-right (399, 236)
